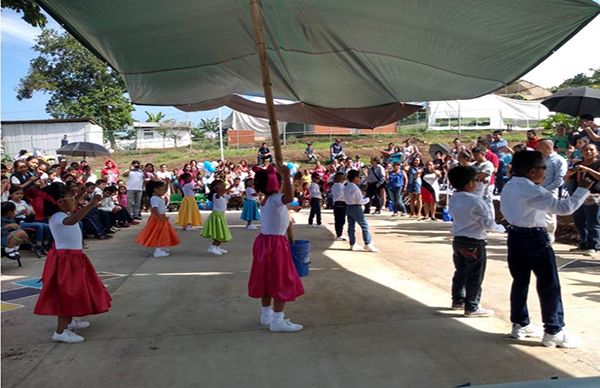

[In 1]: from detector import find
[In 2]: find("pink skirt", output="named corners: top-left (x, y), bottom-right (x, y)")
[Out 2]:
top-left (34, 249), bottom-right (112, 317)
top-left (248, 234), bottom-right (304, 302)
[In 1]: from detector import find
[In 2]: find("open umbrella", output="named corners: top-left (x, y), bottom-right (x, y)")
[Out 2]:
top-left (56, 142), bottom-right (110, 158)
top-left (542, 87), bottom-right (600, 117)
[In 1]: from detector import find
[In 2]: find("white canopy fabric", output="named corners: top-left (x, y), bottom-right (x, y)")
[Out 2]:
top-left (427, 95), bottom-right (550, 130)
top-left (39, 0), bottom-right (599, 113)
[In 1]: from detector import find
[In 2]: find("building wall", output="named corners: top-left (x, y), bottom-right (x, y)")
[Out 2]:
top-left (313, 123), bottom-right (396, 135)
top-left (227, 130), bottom-right (255, 146)
top-left (1, 122), bottom-right (104, 157)
top-left (134, 128), bottom-right (192, 149)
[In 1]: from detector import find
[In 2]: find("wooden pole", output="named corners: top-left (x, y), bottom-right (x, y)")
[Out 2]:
top-left (250, 0), bottom-right (283, 166)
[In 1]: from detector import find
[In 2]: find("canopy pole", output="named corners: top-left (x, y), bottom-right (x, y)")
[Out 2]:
top-left (250, 0), bottom-right (283, 166)
top-left (219, 108), bottom-right (225, 161)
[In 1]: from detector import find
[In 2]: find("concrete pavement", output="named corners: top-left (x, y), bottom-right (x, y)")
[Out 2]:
top-left (1, 209), bottom-right (599, 387)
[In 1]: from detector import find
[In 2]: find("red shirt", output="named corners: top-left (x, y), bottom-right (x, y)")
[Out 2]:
top-left (526, 138), bottom-right (540, 150)
top-left (485, 149), bottom-right (499, 185)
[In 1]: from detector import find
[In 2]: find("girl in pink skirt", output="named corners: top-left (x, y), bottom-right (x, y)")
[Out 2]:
top-left (248, 165), bottom-right (304, 332)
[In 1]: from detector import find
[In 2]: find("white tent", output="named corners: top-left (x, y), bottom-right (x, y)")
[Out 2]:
top-left (223, 96), bottom-right (290, 138)
top-left (427, 94), bottom-right (550, 130)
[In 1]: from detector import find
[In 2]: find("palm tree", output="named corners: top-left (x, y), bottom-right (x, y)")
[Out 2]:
top-left (145, 111), bottom-right (166, 122)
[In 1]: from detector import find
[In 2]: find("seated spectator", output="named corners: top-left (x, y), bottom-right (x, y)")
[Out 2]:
top-left (330, 138), bottom-right (346, 161)
top-left (257, 143), bottom-right (272, 164)
top-left (305, 143), bottom-right (317, 162)
top-left (1, 176), bottom-right (9, 202)
top-left (1, 202), bottom-right (30, 260)
top-left (8, 187), bottom-right (51, 257)
top-left (98, 186), bottom-right (133, 228)
top-left (227, 177), bottom-right (244, 210)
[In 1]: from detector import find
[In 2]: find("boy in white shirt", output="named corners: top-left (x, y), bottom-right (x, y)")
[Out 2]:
top-left (307, 173), bottom-right (322, 227)
top-left (448, 166), bottom-right (497, 317)
top-left (501, 150), bottom-right (592, 348)
top-left (343, 170), bottom-right (378, 252)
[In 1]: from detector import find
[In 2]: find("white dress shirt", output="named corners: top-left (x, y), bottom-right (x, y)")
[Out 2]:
top-left (448, 191), bottom-right (495, 240)
top-left (542, 152), bottom-right (568, 196)
top-left (308, 182), bottom-right (322, 199)
top-left (344, 182), bottom-right (369, 205)
top-left (331, 182), bottom-right (345, 202)
top-left (500, 176), bottom-right (589, 228)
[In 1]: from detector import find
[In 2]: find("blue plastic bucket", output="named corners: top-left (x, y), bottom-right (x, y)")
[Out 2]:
top-left (289, 240), bottom-right (310, 277)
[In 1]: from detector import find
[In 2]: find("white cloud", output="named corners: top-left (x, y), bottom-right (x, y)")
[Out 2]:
top-left (523, 16), bottom-right (600, 88)
top-left (1, 12), bottom-right (39, 45)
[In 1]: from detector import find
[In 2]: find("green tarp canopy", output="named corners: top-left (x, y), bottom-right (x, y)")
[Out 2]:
top-left (39, 0), bottom-right (599, 122)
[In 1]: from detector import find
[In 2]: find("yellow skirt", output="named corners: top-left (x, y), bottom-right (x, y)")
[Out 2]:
top-left (176, 195), bottom-right (203, 227)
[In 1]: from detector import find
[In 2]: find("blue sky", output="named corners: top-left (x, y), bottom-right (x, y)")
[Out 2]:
top-left (1, 9), bottom-right (599, 124)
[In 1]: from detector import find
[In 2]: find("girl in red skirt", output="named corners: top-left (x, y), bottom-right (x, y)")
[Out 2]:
top-left (136, 181), bottom-right (180, 257)
top-left (248, 165), bottom-right (305, 332)
top-left (34, 183), bottom-right (112, 344)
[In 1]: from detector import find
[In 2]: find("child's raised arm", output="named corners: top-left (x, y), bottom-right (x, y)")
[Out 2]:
top-left (277, 165), bottom-right (294, 204)
top-left (63, 194), bottom-right (102, 225)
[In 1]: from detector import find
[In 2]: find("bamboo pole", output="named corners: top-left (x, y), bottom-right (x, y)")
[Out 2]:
top-left (250, 0), bottom-right (283, 166)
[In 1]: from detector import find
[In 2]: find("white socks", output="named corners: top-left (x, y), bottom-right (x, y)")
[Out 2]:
top-left (271, 312), bottom-right (284, 322)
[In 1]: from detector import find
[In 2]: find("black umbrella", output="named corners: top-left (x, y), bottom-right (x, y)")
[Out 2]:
top-left (56, 142), bottom-right (110, 157)
top-left (542, 86), bottom-right (600, 117)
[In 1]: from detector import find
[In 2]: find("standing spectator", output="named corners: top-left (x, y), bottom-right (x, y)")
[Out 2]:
top-left (123, 161), bottom-right (144, 220)
top-left (538, 140), bottom-right (568, 244)
top-left (257, 143), bottom-right (272, 165)
top-left (330, 138), bottom-right (346, 161)
top-left (388, 162), bottom-right (408, 216)
top-left (380, 143), bottom-right (395, 165)
top-left (579, 114), bottom-right (600, 148)
top-left (407, 156), bottom-right (423, 219)
top-left (566, 143), bottom-right (600, 256)
top-left (552, 124), bottom-right (570, 158)
top-left (344, 169), bottom-right (379, 252)
top-left (307, 173), bottom-right (322, 227)
top-left (60, 135), bottom-right (69, 147)
top-left (364, 157), bottom-right (385, 215)
top-left (421, 161), bottom-right (441, 220)
top-left (471, 147), bottom-right (495, 217)
top-left (490, 130), bottom-right (508, 156)
top-left (526, 129), bottom-right (540, 150)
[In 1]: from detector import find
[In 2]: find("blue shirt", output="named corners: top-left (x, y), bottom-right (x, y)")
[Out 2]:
top-left (490, 139), bottom-right (508, 155)
top-left (388, 171), bottom-right (405, 189)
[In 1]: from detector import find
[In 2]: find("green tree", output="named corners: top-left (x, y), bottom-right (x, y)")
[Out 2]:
top-left (539, 113), bottom-right (578, 131)
top-left (555, 67), bottom-right (600, 90)
top-left (16, 29), bottom-right (134, 147)
top-left (2, 0), bottom-right (47, 28)
top-left (145, 111), bottom-right (166, 122)
top-left (192, 117), bottom-right (219, 139)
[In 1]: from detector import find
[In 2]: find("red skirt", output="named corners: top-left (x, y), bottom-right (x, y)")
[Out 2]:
top-left (248, 234), bottom-right (304, 302)
top-left (136, 214), bottom-right (181, 247)
top-left (421, 186), bottom-right (435, 204)
top-left (34, 249), bottom-right (112, 317)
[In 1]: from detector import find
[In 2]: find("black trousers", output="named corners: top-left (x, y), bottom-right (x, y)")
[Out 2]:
top-left (364, 182), bottom-right (381, 213)
top-left (333, 201), bottom-right (346, 237)
top-left (308, 197), bottom-right (322, 225)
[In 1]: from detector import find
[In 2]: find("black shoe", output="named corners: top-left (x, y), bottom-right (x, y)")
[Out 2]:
top-left (373, 210), bottom-right (381, 215)
top-left (32, 245), bottom-right (46, 258)
top-left (97, 234), bottom-right (110, 240)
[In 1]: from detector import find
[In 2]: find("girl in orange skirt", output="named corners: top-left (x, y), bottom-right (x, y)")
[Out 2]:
top-left (34, 182), bottom-right (112, 344)
top-left (136, 181), bottom-right (180, 257)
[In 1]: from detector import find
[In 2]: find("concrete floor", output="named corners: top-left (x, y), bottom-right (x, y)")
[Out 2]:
top-left (1, 210), bottom-right (599, 387)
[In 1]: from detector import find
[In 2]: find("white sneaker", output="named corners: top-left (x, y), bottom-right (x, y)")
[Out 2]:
top-left (269, 318), bottom-right (303, 332)
top-left (260, 310), bottom-right (273, 326)
top-left (184, 225), bottom-right (193, 231)
top-left (153, 248), bottom-right (170, 258)
top-left (582, 249), bottom-right (596, 256)
top-left (511, 323), bottom-right (543, 340)
top-left (67, 319), bottom-right (91, 330)
top-left (246, 224), bottom-right (258, 230)
top-left (207, 245), bottom-right (222, 255)
top-left (336, 236), bottom-right (347, 241)
top-left (52, 329), bottom-right (84, 344)
top-left (351, 244), bottom-right (363, 251)
top-left (542, 330), bottom-right (580, 348)
top-left (218, 247), bottom-right (228, 254)
top-left (365, 243), bottom-right (380, 253)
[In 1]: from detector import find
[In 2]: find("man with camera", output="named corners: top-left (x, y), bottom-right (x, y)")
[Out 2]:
top-left (123, 161), bottom-right (144, 220)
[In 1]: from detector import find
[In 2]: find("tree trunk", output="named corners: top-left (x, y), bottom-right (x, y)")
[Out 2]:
top-left (106, 129), bottom-right (117, 149)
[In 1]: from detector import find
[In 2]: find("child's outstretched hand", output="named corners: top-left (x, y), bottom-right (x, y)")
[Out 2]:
top-left (90, 194), bottom-right (103, 206)
top-left (577, 172), bottom-right (594, 190)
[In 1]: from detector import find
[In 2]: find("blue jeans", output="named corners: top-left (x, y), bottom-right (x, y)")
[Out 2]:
top-left (19, 222), bottom-right (51, 243)
top-left (451, 236), bottom-right (487, 312)
top-left (573, 203), bottom-right (600, 250)
top-left (507, 227), bottom-right (564, 335)
top-left (346, 205), bottom-right (371, 246)
top-left (388, 187), bottom-right (407, 214)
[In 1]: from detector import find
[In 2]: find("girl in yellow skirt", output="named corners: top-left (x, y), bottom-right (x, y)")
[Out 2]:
top-left (175, 172), bottom-right (202, 230)
top-left (202, 179), bottom-right (232, 256)
top-left (136, 181), bottom-right (180, 257)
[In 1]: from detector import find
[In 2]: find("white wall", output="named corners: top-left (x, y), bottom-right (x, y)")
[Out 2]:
top-left (1, 121), bottom-right (104, 157)
top-left (134, 128), bottom-right (192, 149)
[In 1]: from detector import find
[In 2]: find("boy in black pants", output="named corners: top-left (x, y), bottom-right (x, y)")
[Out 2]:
top-left (501, 150), bottom-right (591, 348)
top-left (331, 172), bottom-right (347, 240)
top-left (308, 173), bottom-right (322, 227)
top-left (448, 166), bottom-right (498, 317)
